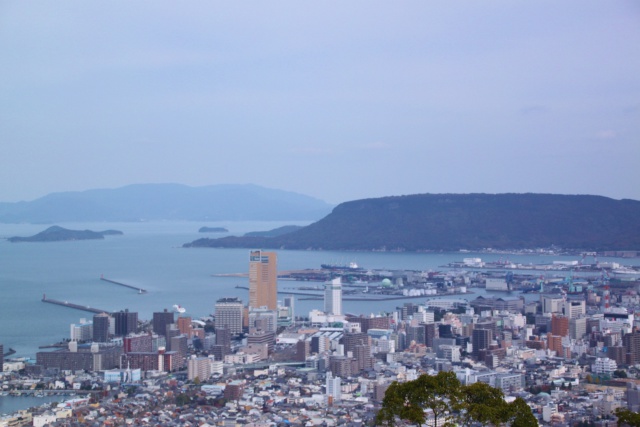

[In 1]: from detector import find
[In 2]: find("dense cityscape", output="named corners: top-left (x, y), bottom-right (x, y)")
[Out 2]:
top-left (1, 249), bottom-right (640, 426)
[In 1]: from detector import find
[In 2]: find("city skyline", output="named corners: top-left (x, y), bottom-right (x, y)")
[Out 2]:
top-left (1, 1), bottom-right (639, 204)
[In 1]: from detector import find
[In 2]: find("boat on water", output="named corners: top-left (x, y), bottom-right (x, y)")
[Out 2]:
top-left (320, 261), bottom-right (363, 271)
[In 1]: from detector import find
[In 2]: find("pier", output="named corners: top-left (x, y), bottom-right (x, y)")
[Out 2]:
top-left (41, 294), bottom-right (107, 314)
top-left (100, 276), bottom-right (147, 294)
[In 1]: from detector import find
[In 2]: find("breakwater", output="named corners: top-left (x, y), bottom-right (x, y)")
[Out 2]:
top-left (41, 294), bottom-right (107, 314)
top-left (100, 276), bottom-right (147, 294)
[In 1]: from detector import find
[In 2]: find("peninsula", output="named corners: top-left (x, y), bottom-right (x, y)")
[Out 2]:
top-left (183, 193), bottom-right (640, 251)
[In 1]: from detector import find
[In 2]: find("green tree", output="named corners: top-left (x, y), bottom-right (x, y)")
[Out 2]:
top-left (376, 372), bottom-right (463, 427)
top-left (460, 381), bottom-right (510, 426)
top-left (376, 374), bottom-right (537, 427)
top-left (616, 408), bottom-right (640, 427)
top-left (506, 397), bottom-right (538, 427)
top-left (614, 370), bottom-right (628, 378)
top-left (176, 393), bottom-right (191, 406)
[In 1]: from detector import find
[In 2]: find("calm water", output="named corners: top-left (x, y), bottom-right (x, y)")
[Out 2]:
top-left (0, 395), bottom-right (61, 417)
top-left (1, 221), bottom-right (638, 359)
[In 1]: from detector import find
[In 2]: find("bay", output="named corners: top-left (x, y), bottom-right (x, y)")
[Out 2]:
top-left (1, 221), bottom-right (638, 360)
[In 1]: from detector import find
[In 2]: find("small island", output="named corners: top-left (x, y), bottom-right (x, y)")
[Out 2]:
top-left (198, 226), bottom-right (229, 233)
top-left (8, 226), bottom-right (123, 242)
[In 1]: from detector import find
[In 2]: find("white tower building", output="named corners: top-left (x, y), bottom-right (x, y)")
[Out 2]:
top-left (324, 277), bottom-right (343, 316)
top-left (326, 371), bottom-right (342, 402)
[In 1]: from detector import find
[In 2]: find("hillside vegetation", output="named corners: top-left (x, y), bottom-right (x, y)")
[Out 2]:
top-left (184, 193), bottom-right (640, 251)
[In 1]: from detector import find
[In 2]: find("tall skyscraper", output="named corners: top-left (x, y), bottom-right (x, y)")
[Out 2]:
top-left (324, 277), bottom-right (342, 316)
top-left (249, 250), bottom-right (277, 310)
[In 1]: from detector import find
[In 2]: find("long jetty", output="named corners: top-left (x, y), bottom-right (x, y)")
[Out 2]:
top-left (100, 276), bottom-right (147, 294)
top-left (41, 294), bottom-right (107, 314)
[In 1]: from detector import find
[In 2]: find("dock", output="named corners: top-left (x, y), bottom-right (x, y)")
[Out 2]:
top-left (41, 294), bottom-right (107, 314)
top-left (100, 276), bottom-right (147, 294)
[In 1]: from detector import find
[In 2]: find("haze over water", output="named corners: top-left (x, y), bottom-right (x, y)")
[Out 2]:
top-left (2, 221), bottom-right (638, 359)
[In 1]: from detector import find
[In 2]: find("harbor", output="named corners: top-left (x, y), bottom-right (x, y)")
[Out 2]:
top-left (41, 295), bottom-right (107, 315)
top-left (99, 276), bottom-right (147, 294)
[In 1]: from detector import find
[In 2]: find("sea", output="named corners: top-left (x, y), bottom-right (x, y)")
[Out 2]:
top-left (1, 220), bottom-right (639, 415)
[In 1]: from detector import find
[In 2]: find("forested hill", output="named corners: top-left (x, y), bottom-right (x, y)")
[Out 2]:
top-left (184, 193), bottom-right (640, 251)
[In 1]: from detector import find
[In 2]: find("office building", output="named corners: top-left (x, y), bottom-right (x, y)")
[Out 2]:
top-left (170, 335), bottom-right (188, 369)
top-left (472, 328), bottom-right (492, 359)
top-left (569, 317), bottom-right (587, 340)
top-left (215, 298), bottom-right (243, 336)
top-left (623, 330), bottom-right (640, 365)
top-left (324, 277), bottom-right (343, 316)
top-left (152, 309), bottom-right (174, 336)
top-left (93, 313), bottom-right (111, 343)
top-left (70, 320), bottom-right (93, 341)
top-left (249, 250), bottom-right (277, 310)
top-left (560, 300), bottom-right (586, 318)
top-left (424, 322), bottom-right (438, 348)
top-left (177, 316), bottom-right (193, 338)
top-left (551, 315), bottom-right (569, 337)
top-left (248, 307), bottom-right (278, 333)
top-left (112, 309), bottom-right (138, 336)
top-left (283, 295), bottom-right (295, 320)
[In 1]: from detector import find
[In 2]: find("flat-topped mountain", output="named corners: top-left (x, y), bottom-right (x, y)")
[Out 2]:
top-left (8, 226), bottom-right (123, 242)
top-left (184, 193), bottom-right (640, 251)
top-left (0, 184), bottom-right (333, 223)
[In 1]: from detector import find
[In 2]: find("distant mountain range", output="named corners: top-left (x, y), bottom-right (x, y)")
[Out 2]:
top-left (0, 184), bottom-right (333, 223)
top-left (184, 193), bottom-right (640, 251)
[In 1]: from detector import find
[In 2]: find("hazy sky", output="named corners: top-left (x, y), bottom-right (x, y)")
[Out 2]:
top-left (2, 1), bottom-right (639, 204)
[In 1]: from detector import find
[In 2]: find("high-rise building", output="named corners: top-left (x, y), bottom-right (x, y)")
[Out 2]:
top-left (248, 307), bottom-right (278, 333)
top-left (424, 323), bottom-right (438, 348)
top-left (283, 296), bottom-right (295, 319)
top-left (551, 315), bottom-right (569, 337)
top-left (93, 313), bottom-right (111, 343)
top-left (152, 309), bottom-right (174, 336)
top-left (623, 330), bottom-right (640, 365)
top-left (324, 277), bottom-right (343, 315)
top-left (112, 309), bottom-right (138, 336)
top-left (177, 316), bottom-right (193, 338)
top-left (326, 371), bottom-right (342, 402)
top-left (70, 320), bottom-right (93, 341)
top-left (215, 298), bottom-right (244, 336)
top-left (472, 328), bottom-right (492, 359)
top-left (170, 335), bottom-right (188, 369)
top-left (249, 250), bottom-right (277, 310)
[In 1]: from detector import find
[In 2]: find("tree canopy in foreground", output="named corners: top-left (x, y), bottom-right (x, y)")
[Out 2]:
top-left (375, 372), bottom-right (537, 427)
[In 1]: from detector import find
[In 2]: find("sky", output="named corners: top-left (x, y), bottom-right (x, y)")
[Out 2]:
top-left (1, 1), bottom-right (639, 205)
